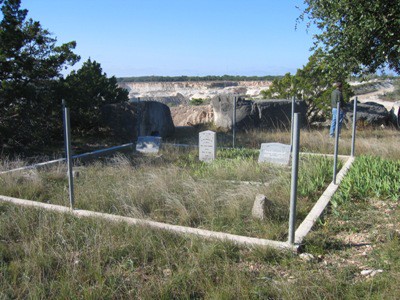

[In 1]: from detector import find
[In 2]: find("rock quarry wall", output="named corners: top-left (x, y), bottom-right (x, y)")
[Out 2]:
top-left (170, 105), bottom-right (214, 127)
top-left (116, 79), bottom-right (399, 129)
top-left (119, 81), bottom-right (271, 104)
top-left (211, 95), bottom-right (308, 131)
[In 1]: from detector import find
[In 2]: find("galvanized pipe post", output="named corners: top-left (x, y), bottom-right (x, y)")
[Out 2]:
top-left (62, 100), bottom-right (68, 157)
top-left (351, 97), bottom-right (358, 157)
top-left (63, 101), bottom-right (75, 209)
top-left (333, 102), bottom-right (340, 184)
top-left (290, 96), bottom-right (295, 148)
top-left (232, 96), bottom-right (237, 148)
top-left (288, 113), bottom-right (300, 244)
top-left (137, 97), bottom-right (141, 137)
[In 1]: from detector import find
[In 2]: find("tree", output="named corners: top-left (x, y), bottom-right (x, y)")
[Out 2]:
top-left (61, 59), bottom-right (129, 134)
top-left (0, 0), bottom-right (79, 147)
top-left (262, 50), bottom-right (353, 122)
top-left (262, 73), bottom-right (300, 100)
top-left (299, 0), bottom-right (400, 74)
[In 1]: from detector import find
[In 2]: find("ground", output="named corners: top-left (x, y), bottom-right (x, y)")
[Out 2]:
top-left (292, 195), bottom-right (400, 288)
top-left (354, 80), bottom-right (397, 112)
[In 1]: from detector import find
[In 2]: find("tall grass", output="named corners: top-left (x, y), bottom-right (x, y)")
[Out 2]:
top-left (0, 203), bottom-right (294, 299)
top-left (240, 127), bottom-right (400, 160)
top-left (0, 148), bottom-right (335, 241)
top-left (1, 127), bottom-right (399, 298)
top-left (2, 199), bottom-right (400, 299)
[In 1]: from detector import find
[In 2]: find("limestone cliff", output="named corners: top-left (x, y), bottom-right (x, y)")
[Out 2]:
top-left (118, 81), bottom-right (271, 103)
top-left (170, 105), bottom-right (213, 127)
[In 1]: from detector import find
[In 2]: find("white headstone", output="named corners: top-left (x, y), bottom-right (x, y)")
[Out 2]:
top-left (258, 143), bottom-right (291, 165)
top-left (199, 130), bottom-right (216, 162)
top-left (136, 136), bottom-right (162, 153)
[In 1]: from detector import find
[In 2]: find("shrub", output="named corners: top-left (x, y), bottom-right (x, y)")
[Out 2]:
top-left (189, 98), bottom-right (206, 106)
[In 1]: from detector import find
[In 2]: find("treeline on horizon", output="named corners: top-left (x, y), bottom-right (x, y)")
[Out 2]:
top-left (117, 75), bottom-right (282, 83)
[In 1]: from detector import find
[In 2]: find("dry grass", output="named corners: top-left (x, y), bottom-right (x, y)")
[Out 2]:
top-left (167, 123), bottom-right (400, 161)
top-left (59, 154), bottom-right (293, 239)
top-left (0, 144), bottom-right (335, 242)
top-left (1, 126), bottom-right (400, 299)
top-left (353, 129), bottom-right (400, 159)
top-left (234, 127), bottom-right (400, 159)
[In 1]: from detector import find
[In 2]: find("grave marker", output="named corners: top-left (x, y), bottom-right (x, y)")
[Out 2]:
top-left (199, 130), bottom-right (216, 162)
top-left (258, 143), bottom-right (291, 165)
top-left (136, 136), bottom-right (162, 153)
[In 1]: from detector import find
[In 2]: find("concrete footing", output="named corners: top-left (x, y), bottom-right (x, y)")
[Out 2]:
top-left (294, 156), bottom-right (355, 244)
top-left (0, 194), bottom-right (297, 252)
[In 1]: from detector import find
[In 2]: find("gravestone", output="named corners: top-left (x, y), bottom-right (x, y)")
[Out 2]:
top-left (252, 194), bottom-right (271, 220)
top-left (258, 143), bottom-right (291, 165)
top-left (136, 136), bottom-right (162, 153)
top-left (199, 130), bottom-right (216, 162)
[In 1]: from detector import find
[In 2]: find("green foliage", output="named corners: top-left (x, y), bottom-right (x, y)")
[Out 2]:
top-left (333, 156), bottom-right (400, 208)
top-left (298, 156), bottom-right (337, 198)
top-left (261, 51), bottom-right (354, 121)
top-left (0, 1), bottom-right (129, 148)
top-left (261, 72), bottom-right (298, 100)
top-left (60, 59), bottom-right (128, 133)
top-left (0, 0), bottom-right (79, 147)
top-left (189, 98), bottom-right (205, 106)
top-left (299, 0), bottom-right (400, 74)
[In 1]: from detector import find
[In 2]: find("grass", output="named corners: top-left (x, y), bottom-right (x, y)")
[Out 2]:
top-left (0, 203), bottom-right (296, 299)
top-left (0, 147), bottom-right (335, 241)
top-left (1, 126), bottom-right (400, 298)
top-left (334, 155), bottom-right (400, 203)
top-left (167, 125), bottom-right (400, 160)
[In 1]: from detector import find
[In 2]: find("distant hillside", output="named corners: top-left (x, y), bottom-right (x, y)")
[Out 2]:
top-left (117, 75), bottom-right (282, 83)
top-left (118, 80), bottom-right (272, 105)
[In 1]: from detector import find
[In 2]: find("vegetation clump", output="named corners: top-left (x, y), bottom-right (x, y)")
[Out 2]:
top-left (189, 98), bottom-right (207, 106)
top-left (0, 0), bottom-right (128, 149)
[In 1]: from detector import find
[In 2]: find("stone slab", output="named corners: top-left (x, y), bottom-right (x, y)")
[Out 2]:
top-left (199, 130), bottom-right (216, 162)
top-left (258, 143), bottom-right (291, 165)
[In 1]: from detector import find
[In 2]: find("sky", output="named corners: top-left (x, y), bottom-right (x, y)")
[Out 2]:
top-left (22, 0), bottom-right (317, 78)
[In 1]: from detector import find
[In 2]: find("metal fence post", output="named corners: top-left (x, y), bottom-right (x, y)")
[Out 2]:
top-left (137, 97), bottom-right (141, 137)
top-left (232, 96), bottom-right (237, 148)
top-left (63, 101), bottom-right (75, 209)
top-left (333, 102), bottom-right (340, 184)
top-left (351, 97), bottom-right (358, 157)
top-left (288, 113), bottom-right (300, 244)
top-left (290, 96), bottom-right (295, 148)
top-left (62, 100), bottom-right (68, 157)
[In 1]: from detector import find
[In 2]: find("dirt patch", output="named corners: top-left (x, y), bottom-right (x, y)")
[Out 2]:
top-left (312, 198), bottom-right (400, 280)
